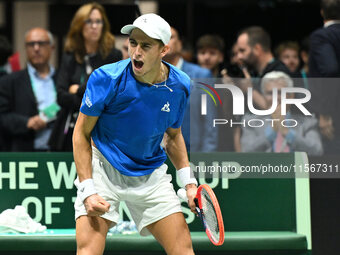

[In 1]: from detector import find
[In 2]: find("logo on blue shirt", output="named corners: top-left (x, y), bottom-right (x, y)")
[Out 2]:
top-left (161, 102), bottom-right (170, 112)
top-left (85, 95), bottom-right (92, 108)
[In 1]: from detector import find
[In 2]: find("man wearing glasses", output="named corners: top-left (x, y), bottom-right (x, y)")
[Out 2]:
top-left (0, 27), bottom-right (59, 151)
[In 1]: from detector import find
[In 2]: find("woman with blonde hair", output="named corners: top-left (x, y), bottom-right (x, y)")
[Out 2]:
top-left (49, 2), bottom-right (121, 151)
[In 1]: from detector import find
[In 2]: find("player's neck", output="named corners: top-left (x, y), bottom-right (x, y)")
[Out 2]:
top-left (138, 62), bottom-right (168, 85)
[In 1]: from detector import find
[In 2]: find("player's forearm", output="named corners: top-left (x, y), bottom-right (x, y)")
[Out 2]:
top-left (72, 127), bottom-right (93, 182)
top-left (165, 132), bottom-right (189, 170)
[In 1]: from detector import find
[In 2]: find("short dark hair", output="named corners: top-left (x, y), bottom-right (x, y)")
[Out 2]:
top-left (239, 26), bottom-right (271, 52)
top-left (275, 41), bottom-right (300, 58)
top-left (196, 34), bottom-right (225, 52)
top-left (321, 0), bottom-right (340, 20)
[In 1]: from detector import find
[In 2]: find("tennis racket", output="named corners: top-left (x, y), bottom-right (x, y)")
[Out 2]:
top-left (177, 184), bottom-right (225, 246)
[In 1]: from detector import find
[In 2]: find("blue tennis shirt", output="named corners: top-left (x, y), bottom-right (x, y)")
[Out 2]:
top-left (80, 59), bottom-right (190, 176)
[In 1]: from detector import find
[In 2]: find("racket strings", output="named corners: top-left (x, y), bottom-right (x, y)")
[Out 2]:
top-left (201, 189), bottom-right (220, 242)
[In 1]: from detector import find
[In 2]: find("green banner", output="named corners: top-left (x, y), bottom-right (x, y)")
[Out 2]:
top-left (0, 152), bottom-right (297, 231)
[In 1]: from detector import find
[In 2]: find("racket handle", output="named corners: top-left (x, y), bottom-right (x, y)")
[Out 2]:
top-left (178, 188), bottom-right (201, 216)
top-left (177, 188), bottom-right (188, 202)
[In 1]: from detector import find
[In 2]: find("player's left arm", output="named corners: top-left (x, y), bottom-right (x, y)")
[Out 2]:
top-left (165, 127), bottom-right (188, 169)
top-left (165, 127), bottom-right (197, 213)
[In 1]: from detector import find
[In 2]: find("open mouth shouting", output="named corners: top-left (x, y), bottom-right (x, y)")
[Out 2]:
top-left (133, 59), bottom-right (144, 72)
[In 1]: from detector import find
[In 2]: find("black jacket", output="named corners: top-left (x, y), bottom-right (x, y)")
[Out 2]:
top-left (49, 48), bottom-right (122, 151)
top-left (309, 23), bottom-right (340, 78)
top-left (0, 69), bottom-right (57, 151)
top-left (309, 23), bottom-right (340, 134)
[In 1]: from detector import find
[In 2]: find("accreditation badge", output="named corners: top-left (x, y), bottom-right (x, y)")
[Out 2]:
top-left (40, 102), bottom-right (60, 122)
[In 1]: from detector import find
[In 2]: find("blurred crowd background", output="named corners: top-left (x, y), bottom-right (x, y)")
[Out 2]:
top-left (0, 0), bottom-right (339, 156)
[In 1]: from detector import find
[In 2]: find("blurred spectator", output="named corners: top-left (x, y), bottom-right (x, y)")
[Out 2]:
top-left (196, 34), bottom-right (225, 77)
top-left (221, 42), bottom-right (246, 79)
top-left (0, 36), bottom-right (12, 78)
top-left (240, 71), bottom-right (322, 156)
top-left (233, 27), bottom-right (292, 151)
top-left (309, 0), bottom-right (340, 154)
top-left (163, 27), bottom-right (217, 152)
top-left (196, 33), bottom-right (235, 151)
top-left (0, 28), bottom-right (58, 151)
top-left (236, 26), bottom-right (291, 77)
top-left (122, 37), bottom-right (129, 59)
top-left (276, 41), bottom-right (300, 75)
top-left (236, 26), bottom-right (291, 109)
top-left (49, 2), bottom-right (122, 151)
top-left (276, 41), bottom-right (309, 91)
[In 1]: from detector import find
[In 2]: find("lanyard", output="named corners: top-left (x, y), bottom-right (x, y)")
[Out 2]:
top-left (29, 73), bottom-right (60, 121)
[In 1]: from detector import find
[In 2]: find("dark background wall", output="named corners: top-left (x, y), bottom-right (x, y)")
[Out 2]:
top-left (0, 0), bottom-right (323, 64)
top-left (159, 0), bottom-right (322, 58)
top-left (46, 0), bottom-right (323, 63)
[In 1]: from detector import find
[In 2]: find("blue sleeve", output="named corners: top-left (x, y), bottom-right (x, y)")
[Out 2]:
top-left (80, 68), bottom-right (114, 116)
top-left (171, 91), bottom-right (189, 129)
top-left (171, 74), bottom-right (190, 129)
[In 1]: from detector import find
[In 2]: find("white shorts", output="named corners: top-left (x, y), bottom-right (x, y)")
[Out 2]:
top-left (74, 147), bottom-right (182, 236)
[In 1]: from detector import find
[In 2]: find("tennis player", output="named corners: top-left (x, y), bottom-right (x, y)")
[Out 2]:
top-left (73, 13), bottom-right (198, 255)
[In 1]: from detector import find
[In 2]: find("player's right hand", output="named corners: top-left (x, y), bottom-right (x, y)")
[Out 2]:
top-left (84, 194), bottom-right (110, 217)
top-left (185, 184), bottom-right (198, 215)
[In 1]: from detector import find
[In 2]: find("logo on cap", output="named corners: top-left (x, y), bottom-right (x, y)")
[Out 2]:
top-left (120, 13), bottom-right (171, 45)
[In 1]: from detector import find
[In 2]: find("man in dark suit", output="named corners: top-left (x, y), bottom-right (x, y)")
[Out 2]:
top-left (308, 2), bottom-right (340, 255)
top-left (0, 27), bottom-right (58, 151)
top-left (309, 0), bottom-right (340, 154)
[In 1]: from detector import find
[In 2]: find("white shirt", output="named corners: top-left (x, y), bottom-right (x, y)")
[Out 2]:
top-left (324, 20), bottom-right (340, 28)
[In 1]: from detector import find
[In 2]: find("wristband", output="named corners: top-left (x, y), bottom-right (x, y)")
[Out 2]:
top-left (177, 167), bottom-right (198, 188)
top-left (78, 179), bottom-right (97, 202)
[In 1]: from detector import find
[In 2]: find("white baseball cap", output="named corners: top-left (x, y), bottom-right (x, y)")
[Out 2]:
top-left (121, 13), bottom-right (171, 45)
